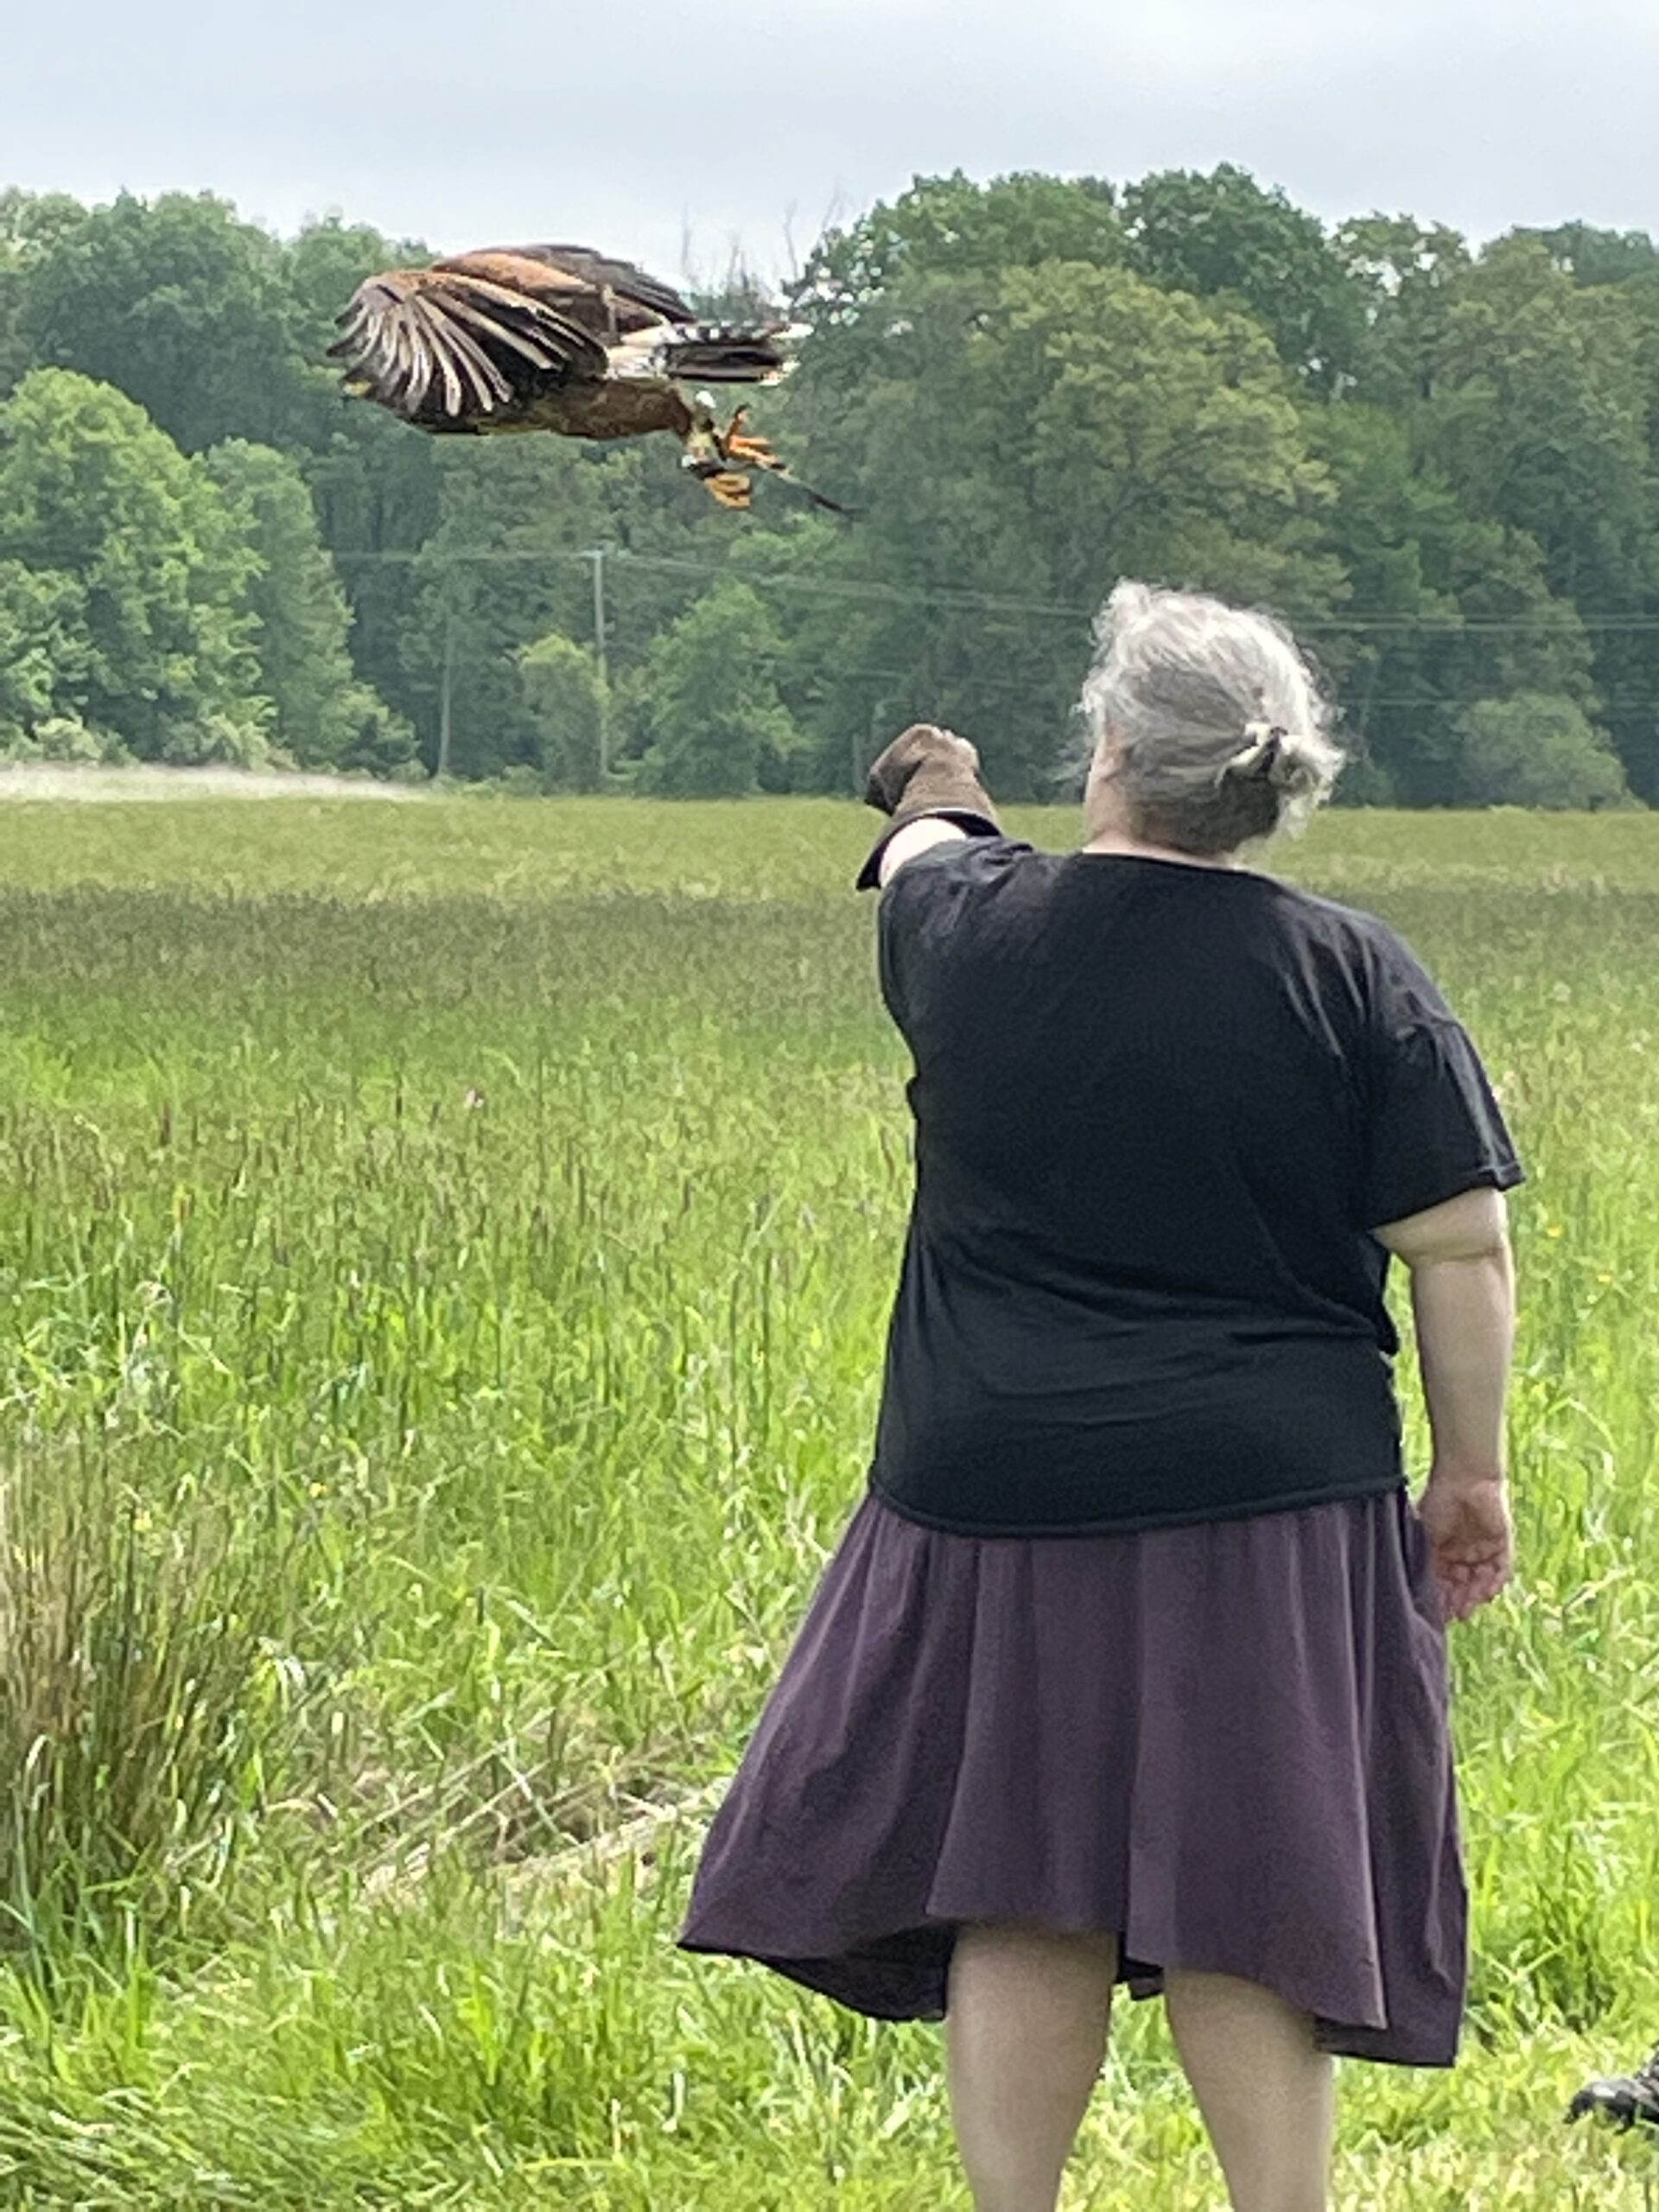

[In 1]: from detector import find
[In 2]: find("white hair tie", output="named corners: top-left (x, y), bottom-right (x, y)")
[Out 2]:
top-left (1221, 721), bottom-right (1289, 784)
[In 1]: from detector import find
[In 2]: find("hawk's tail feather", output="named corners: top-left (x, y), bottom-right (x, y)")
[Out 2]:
top-left (663, 324), bottom-right (788, 383)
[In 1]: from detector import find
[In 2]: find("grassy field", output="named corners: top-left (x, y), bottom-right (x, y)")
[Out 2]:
top-left (0, 795), bottom-right (1653, 2208)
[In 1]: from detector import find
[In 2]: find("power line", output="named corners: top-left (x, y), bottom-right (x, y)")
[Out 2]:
top-left (331, 544), bottom-right (1090, 622)
top-left (327, 543), bottom-right (1659, 633)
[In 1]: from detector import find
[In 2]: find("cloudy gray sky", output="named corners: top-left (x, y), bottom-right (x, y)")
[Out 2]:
top-left (9, 0), bottom-right (1659, 280)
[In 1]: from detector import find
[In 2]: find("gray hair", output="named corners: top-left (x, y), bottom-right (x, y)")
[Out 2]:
top-left (1078, 581), bottom-right (1344, 855)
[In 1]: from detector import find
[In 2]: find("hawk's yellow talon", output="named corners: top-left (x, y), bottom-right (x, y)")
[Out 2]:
top-left (727, 433), bottom-right (779, 468)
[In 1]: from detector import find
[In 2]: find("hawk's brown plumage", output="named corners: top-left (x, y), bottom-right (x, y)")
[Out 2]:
top-left (330, 242), bottom-right (849, 514)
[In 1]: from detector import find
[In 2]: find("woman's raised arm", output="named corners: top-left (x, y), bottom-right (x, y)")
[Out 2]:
top-left (878, 817), bottom-right (970, 886)
top-left (856, 725), bottom-right (1002, 890)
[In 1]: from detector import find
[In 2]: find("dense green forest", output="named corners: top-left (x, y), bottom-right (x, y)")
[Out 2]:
top-left (3, 168), bottom-right (1658, 804)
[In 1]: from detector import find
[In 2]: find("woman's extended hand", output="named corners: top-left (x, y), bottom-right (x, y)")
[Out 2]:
top-left (864, 725), bottom-right (988, 817)
top-left (855, 725), bottom-right (1004, 890)
top-left (1416, 1467), bottom-right (1514, 1623)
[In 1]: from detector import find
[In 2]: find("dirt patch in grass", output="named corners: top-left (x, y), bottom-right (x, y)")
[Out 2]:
top-left (0, 765), bottom-right (424, 803)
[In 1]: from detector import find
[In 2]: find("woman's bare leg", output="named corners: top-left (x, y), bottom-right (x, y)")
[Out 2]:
top-left (945, 1924), bottom-right (1119, 2212)
top-left (1164, 1970), bottom-right (1335, 2212)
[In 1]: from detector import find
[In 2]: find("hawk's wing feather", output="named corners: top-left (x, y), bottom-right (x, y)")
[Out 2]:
top-left (456, 244), bottom-right (696, 326)
top-left (331, 267), bottom-right (607, 422)
top-left (413, 293), bottom-right (502, 416)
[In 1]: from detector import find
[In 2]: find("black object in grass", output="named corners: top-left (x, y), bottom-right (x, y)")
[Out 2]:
top-left (1568, 2044), bottom-right (1659, 2130)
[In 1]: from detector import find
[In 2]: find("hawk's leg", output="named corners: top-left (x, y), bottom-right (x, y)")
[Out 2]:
top-left (720, 404), bottom-right (783, 473)
top-left (679, 429), bottom-right (753, 508)
top-left (690, 410), bottom-right (852, 517)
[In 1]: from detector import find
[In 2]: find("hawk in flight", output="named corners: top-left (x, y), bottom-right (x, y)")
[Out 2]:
top-left (330, 243), bottom-right (847, 514)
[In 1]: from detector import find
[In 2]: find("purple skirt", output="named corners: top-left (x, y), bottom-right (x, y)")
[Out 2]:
top-left (680, 1485), bottom-right (1465, 2066)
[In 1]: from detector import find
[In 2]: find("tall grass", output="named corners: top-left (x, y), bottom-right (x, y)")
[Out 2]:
top-left (0, 1435), bottom-right (312, 1967)
top-left (0, 799), bottom-right (1649, 2204)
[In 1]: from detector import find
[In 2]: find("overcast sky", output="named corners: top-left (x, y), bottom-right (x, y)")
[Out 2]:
top-left (9, 0), bottom-right (1659, 281)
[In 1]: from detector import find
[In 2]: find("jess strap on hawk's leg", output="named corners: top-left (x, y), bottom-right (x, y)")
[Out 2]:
top-left (855, 725), bottom-right (1003, 889)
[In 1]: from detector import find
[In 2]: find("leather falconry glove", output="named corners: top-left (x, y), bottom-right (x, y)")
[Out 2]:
top-left (855, 724), bottom-right (1003, 889)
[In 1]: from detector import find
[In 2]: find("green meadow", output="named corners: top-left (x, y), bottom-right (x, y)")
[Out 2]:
top-left (0, 794), bottom-right (1653, 2208)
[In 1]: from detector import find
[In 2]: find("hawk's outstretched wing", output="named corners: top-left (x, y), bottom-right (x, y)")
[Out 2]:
top-left (329, 265), bottom-right (607, 423)
top-left (461, 244), bottom-right (696, 327)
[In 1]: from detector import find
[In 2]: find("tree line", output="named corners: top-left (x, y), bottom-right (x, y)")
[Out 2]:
top-left (3, 169), bottom-right (1658, 805)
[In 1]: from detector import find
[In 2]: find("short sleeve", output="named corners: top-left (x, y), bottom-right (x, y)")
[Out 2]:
top-left (876, 836), bottom-right (1030, 1039)
top-left (1357, 929), bottom-right (1524, 1230)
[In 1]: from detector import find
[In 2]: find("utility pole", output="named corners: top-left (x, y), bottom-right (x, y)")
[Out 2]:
top-left (436, 590), bottom-right (455, 782)
top-left (582, 547), bottom-right (610, 783)
top-left (860, 697), bottom-right (891, 798)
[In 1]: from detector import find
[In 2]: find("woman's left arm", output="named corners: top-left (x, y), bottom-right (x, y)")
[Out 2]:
top-left (1376, 1187), bottom-right (1516, 1621)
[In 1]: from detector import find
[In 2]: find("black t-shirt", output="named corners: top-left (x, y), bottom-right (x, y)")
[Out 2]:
top-left (867, 837), bottom-right (1522, 1536)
